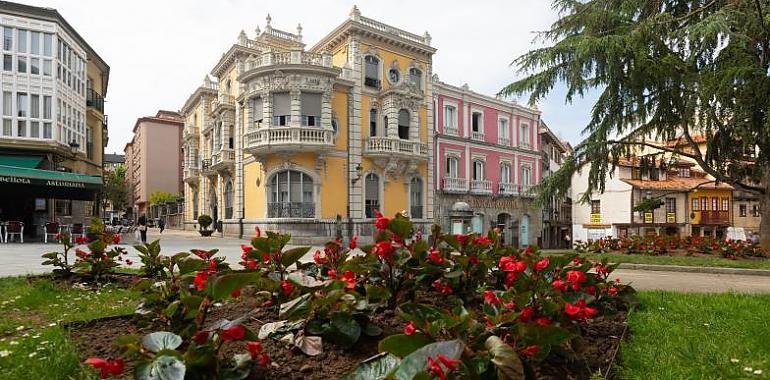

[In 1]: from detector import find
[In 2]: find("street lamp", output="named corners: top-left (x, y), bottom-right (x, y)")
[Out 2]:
top-left (68, 140), bottom-right (80, 158)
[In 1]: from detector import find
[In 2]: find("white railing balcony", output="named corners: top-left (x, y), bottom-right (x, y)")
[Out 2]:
top-left (498, 136), bottom-right (511, 146)
top-left (498, 182), bottom-right (518, 196)
top-left (442, 177), bottom-right (467, 193)
top-left (211, 148), bottom-right (235, 170)
top-left (444, 126), bottom-right (459, 136)
top-left (519, 142), bottom-right (532, 150)
top-left (472, 131), bottom-right (485, 141)
top-left (364, 137), bottom-right (428, 159)
top-left (244, 127), bottom-right (335, 154)
top-left (357, 15), bottom-right (431, 46)
top-left (520, 184), bottom-right (536, 197)
top-left (183, 167), bottom-right (200, 182)
top-left (245, 51), bottom-right (333, 71)
top-left (470, 179), bottom-right (493, 194)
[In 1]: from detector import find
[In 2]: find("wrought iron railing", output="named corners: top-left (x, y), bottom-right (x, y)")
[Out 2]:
top-left (267, 202), bottom-right (315, 218)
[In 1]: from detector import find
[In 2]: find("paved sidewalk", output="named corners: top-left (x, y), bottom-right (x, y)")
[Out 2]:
top-left (2, 230), bottom-right (770, 293)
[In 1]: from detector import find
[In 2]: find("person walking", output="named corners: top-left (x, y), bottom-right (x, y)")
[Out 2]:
top-left (158, 217), bottom-right (166, 234)
top-left (138, 214), bottom-right (148, 244)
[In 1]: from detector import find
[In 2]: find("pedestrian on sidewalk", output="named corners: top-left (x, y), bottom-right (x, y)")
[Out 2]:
top-left (138, 214), bottom-right (148, 244)
top-left (158, 217), bottom-right (166, 234)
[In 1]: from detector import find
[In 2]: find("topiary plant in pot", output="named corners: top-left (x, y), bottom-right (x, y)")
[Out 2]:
top-left (197, 214), bottom-right (214, 237)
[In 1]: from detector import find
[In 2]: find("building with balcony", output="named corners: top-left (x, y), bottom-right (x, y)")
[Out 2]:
top-left (124, 110), bottom-right (183, 217)
top-left (432, 79), bottom-right (543, 247)
top-left (539, 122), bottom-right (572, 249)
top-left (181, 8), bottom-right (434, 241)
top-left (0, 1), bottom-right (109, 238)
top-left (572, 155), bottom-right (734, 243)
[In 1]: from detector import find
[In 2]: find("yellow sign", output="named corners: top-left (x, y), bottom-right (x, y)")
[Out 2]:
top-left (666, 212), bottom-right (676, 223)
top-left (644, 212), bottom-right (653, 223)
top-left (590, 213), bottom-right (601, 224)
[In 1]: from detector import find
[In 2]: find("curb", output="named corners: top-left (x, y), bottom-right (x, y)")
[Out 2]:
top-left (617, 263), bottom-right (770, 277)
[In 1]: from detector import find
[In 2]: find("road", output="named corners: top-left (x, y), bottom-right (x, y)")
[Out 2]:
top-left (3, 228), bottom-right (770, 293)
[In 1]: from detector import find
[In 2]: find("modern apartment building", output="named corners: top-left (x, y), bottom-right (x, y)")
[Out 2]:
top-left (124, 110), bottom-right (183, 217)
top-left (539, 122), bottom-right (572, 248)
top-left (181, 8), bottom-right (435, 241)
top-left (0, 1), bottom-right (109, 237)
top-left (432, 79), bottom-right (543, 247)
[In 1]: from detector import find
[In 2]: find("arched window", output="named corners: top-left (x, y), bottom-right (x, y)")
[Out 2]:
top-left (369, 108), bottom-right (378, 137)
top-left (398, 109), bottom-right (410, 140)
top-left (192, 189), bottom-right (199, 219)
top-left (224, 180), bottom-right (233, 219)
top-left (409, 67), bottom-right (422, 90)
top-left (364, 173), bottom-right (380, 218)
top-left (267, 170), bottom-right (315, 218)
top-left (364, 55), bottom-right (381, 89)
top-left (410, 177), bottom-right (423, 219)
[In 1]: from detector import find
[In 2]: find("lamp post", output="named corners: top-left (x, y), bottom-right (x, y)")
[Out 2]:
top-left (68, 140), bottom-right (80, 159)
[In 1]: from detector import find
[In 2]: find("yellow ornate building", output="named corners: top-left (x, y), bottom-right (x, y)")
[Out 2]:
top-left (181, 8), bottom-right (435, 241)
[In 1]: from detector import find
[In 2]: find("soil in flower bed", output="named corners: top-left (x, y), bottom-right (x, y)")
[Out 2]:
top-left (70, 293), bottom-right (627, 380)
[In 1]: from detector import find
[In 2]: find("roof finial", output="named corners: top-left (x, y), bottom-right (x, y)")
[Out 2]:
top-left (254, 26), bottom-right (261, 36)
top-left (296, 23), bottom-right (303, 41)
top-left (266, 13), bottom-right (272, 29)
top-left (423, 31), bottom-right (432, 46)
top-left (350, 5), bottom-right (361, 21)
top-left (238, 29), bottom-right (247, 45)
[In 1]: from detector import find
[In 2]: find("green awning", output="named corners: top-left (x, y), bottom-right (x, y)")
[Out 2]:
top-left (0, 164), bottom-right (102, 190)
top-left (0, 155), bottom-right (43, 169)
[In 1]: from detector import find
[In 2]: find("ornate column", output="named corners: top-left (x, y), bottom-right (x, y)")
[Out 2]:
top-left (290, 89), bottom-right (302, 128)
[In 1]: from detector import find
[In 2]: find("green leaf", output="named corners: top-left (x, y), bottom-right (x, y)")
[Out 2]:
top-left (141, 332), bottom-right (183, 353)
top-left (136, 355), bottom-right (186, 380)
top-left (444, 269), bottom-right (464, 279)
top-left (388, 217), bottom-right (413, 240)
top-left (398, 303), bottom-right (446, 326)
top-left (341, 353), bottom-right (400, 380)
top-left (288, 272), bottom-right (327, 288)
top-left (280, 246), bottom-right (311, 268)
top-left (176, 257), bottom-right (205, 275)
top-left (279, 293), bottom-right (311, 319)
top-left (412, 239), bottom-right (429, 256)
top-left (164, 301), bottom-right (180, 318)
top-left (378, 333), bottom-right (434, 358)
top-left (363, 322), bottom-right (383, 337)
top-left (391, 340), bottom-right (464, 380)
top-left (327, 313), bottom-right (361, 348)
top-left (210, 272), bottom-right (263, 300)
top-left (485, 335), bottom-right (524, 380)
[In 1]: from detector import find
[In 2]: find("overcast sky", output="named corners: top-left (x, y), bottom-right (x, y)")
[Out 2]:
top-left (16, 0), bottom-right (599, 153)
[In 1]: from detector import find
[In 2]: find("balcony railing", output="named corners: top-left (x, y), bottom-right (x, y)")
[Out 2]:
top-left (410, 205), bottom-right (424, 219)
top-left (442, 177), bottom-right (467, 193)
top-left (470, 179), bottom-right (493, 194)
top-left (86, 89), bottom-right (104, 114)
top-left (201, 159), bottom-right (212, 171)
top-left (244, 127), bottom-right (334, 153)
top-left (211, 149), bottom-right (235, 168)
top-left (471, 131), bottom-right (484, 141)
top-left (357, 15), bottom-right (431, 45)
top-left (498, 182), bottom-right (518, 195)
top-left (520, 184), bottom-right (536, 197)
top-left (267, 202), bottom-right (315, 218)
top-left (364, 77), bottom-right (382, 89)
top-left (364, 137), bottom-right (428, 157)
top-left (519, 142), bottom-right (532, 150)
top-left (211, 94), bottom-right (235, 112)
top-left (444, 126), bottom-right (459, 136)
top-left (498, 136), bottom-right (511, 146)
top-left (183, 167), bottom-right (200, 181)
top-left (699, 210), bottom-right (730, 225)
top-left (245, 51), bottom-right (333, 71)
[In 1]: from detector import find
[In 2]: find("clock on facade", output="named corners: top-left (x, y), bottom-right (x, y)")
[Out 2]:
top-left (388, 68), bottom-right (400, 84)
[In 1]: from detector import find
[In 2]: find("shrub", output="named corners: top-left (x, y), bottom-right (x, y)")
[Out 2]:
top-left (197, 214), bottom-right (213, 230)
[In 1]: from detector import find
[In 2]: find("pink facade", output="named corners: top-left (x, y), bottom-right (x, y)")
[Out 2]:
top-left (434, 84), bottom-right (542, 195)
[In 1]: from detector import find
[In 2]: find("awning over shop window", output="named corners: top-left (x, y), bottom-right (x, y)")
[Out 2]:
top-left (0, 163), bottom-right (102, 200)
top-left (0, 155), bottom-right (43, 169)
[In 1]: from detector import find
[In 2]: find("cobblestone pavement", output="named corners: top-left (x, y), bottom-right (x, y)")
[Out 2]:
top-left (3, 229), bottom-right (770, 293)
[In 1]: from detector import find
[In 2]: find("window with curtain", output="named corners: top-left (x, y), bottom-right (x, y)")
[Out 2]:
top-left (443, 105), bottom-right (457, 132)
top-left (272, 93), bottom-right (290, 126)
top-left (365, 173), bottom-right (380, 218)
top-left (398, 109), bottom-right (410, 140)
top-left (520, 123), bottom-right (530, 147)
top-left (17, 92), bottom-right (27, 117)
top-left (410, 177), bottom-right (423, 219)
top-left (301, 93), bottom-right (321, 127)
top-left (268, 170), bottom-right (315, 218)
top-left (446, 156), bottom-right (459, 178)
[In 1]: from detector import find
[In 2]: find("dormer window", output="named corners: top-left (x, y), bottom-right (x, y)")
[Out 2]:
top-left (409, 68), bottom-right (422, 90)
top-left (364, 55), bottom-right (381, 89)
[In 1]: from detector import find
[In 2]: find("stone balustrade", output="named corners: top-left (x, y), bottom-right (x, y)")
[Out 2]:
top-left (443, 177), bottom-right (467, 193)
top-left (364, 137), bottom-right (428, 158)
top-left (244, 127), bottom-right (334, 154)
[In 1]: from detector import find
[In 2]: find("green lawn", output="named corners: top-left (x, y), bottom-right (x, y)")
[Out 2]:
top-left (0, 276), bottom-right (140, 379)
top-left (621, 292), bottom-right (770, 379)
top-left (544, 250), bottom-right (770, 270)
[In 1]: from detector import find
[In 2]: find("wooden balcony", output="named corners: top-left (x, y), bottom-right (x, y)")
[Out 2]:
top-left (698, 210), bottom-right (730, 225)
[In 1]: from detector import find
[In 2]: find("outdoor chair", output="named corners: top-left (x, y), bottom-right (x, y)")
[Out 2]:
top-left (42, 222), bottom-right (60, 243)
top-left (5, 221), bottom-right (24, 243)
top-left (70, 223), bottom-right (85, 240)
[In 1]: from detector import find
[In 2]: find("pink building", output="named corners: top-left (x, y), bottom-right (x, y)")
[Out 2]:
top-left (433, 79), bottom-right (543, 247)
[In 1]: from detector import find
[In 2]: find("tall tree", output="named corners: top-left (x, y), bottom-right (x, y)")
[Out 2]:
top-left (102, 165), bottom-right (128, 214)
top-left (502, 0), bottom-right (770, 248)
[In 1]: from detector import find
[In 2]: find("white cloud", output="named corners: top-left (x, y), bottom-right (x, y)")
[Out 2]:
top-left (15, 0), bottom-right (594, 151)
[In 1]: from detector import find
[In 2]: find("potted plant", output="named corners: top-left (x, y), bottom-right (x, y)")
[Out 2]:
top-left (197, 214), bottom-right (214, 237)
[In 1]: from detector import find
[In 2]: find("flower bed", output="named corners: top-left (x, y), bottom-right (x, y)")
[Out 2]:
top-left (575, 236), bottom-right (767, 260)
top-left (46, 213), bottom-right (637, 380)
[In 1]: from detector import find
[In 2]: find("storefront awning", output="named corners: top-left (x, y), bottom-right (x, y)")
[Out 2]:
top-left (0, 155), bottom-right (43, 169)
top-left (0, 164), bottom-right (102, 200)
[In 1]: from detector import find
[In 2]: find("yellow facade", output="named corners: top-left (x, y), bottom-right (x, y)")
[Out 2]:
top-left (689, 188), bottom-right (732, 226)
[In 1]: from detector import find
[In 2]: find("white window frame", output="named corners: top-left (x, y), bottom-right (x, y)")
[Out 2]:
top-left (471, 108), bottom-right (484, 140)
top-left (498, 116), bottom-right (510, 145)
top-left (472, 159), bottom-right (486, 181)
top-left (521, 164), bottom-right (532, 186)
top-left (445, 155), bottom-right (460, 178)
top-left (500, 161), bottom-right (512, 184)
top-left (443, 100), bottom-right (458, 135)
top-left (519, 122), bottom-right (530, 148)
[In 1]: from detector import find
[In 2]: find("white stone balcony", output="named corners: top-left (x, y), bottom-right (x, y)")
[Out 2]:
top-left (183, 166), bottom-right (200, 183)
top-left (498, 182), bottom-right (518, 196)
top-left (470, 179), bottom-right (493, 194)
top-left (444, 126), bottom-right (459, 136)
top-left (244, 51), bottom-right (333, 71)
top-left (472, 131), bottom-right (485, 141)
top-left (243, 127), bottom-right (335, 155)
top-left (520, 184), bottom-right (536, 197)
top-left (498, 136), bottom-right (511, 146)
top-left (211, 94), bottom-right (235, 114)
top-left (442, 177), bottom-right (467, 193)
top-left (210, 148), bottom-right (235, 171)
top-left (364, 137), bottom-right (428, 160)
